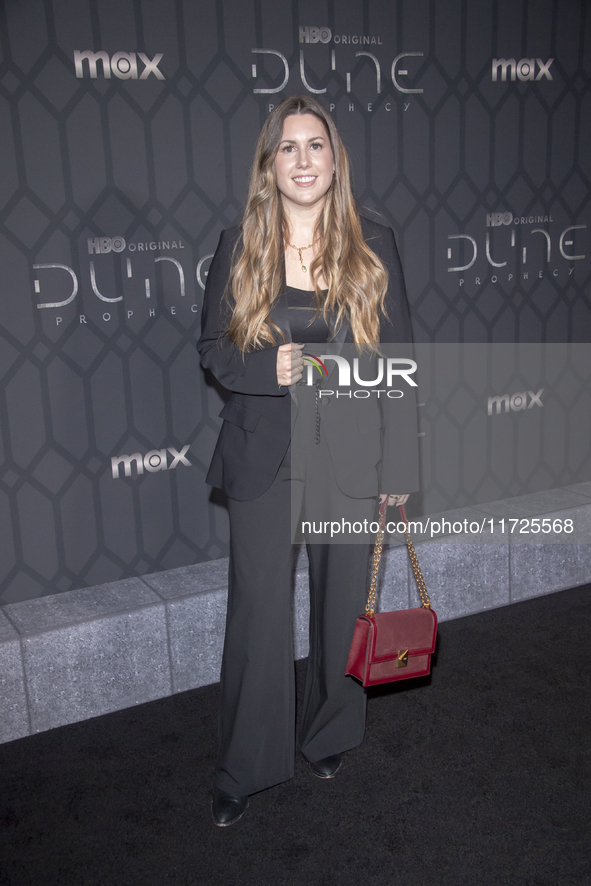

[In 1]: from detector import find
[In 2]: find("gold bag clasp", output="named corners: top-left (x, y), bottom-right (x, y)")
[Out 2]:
top-left (395, 649), bottom-right (409, 668)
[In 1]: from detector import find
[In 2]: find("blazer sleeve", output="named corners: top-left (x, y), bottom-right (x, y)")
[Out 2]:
top-left (197, 228), bottom-right (287, 397)
top-left (372, 223), bottom-right (420, 493)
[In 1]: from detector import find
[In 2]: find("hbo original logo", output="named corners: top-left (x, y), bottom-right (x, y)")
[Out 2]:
top-left (87, 236), bottom-right (126, 255)
top-left (299, 26), bottom-right (332, 43)
top-left (486, 212), bottom-right (513, 227)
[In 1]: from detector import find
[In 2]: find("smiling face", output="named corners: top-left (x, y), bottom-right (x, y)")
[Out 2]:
top-left (273, 113), bottom-right (335, 216)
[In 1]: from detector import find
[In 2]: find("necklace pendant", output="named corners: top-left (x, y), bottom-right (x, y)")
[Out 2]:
top-left (301, 264), bottom-right (307, 273)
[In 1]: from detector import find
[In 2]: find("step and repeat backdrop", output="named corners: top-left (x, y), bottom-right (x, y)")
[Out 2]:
top-left (0, 0), bottom-right (589, 602)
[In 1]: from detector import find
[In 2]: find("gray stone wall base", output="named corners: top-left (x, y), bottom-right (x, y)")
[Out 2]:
top-left (1, 485), bottom-right (590, 744)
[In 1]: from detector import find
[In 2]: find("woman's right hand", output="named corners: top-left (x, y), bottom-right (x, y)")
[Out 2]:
top-left (277, 342), bottom-right (305, 387)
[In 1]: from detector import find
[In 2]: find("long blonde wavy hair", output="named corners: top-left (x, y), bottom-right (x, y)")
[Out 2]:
top-left (227, 96), bottom-right (388, 352)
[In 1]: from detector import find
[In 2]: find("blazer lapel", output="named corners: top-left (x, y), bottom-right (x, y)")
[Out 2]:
top-left (269, 290), bottom-right (291, 344)
top-left (267, 263), bottom-right (298, 403)
top-left (329, 314), bottom-right (349, 348)
top-left (321, 313), bottom-right (350, 384)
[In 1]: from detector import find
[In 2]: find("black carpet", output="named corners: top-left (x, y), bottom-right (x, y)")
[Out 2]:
top-left (1, 585), bottom-right (590, 886)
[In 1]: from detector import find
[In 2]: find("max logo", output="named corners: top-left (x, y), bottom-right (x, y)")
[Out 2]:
top-left (111, 446), bottom-right (190, 479)
top-left (487, 390), bottom-right (543, 416)
top-left (492, 58), bottom-right (553, 82)
top-left (74, 50), bottom-right (165, 79)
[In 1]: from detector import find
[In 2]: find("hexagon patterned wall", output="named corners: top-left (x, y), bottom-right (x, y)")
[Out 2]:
top-left (0, 0), bottom-right (589, 602)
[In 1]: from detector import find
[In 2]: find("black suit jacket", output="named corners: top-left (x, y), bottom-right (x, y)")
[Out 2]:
top-left (197, 217), bottom-right (419, 501)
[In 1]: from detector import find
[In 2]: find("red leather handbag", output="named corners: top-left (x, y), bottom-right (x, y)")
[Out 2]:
top-left (346, 501), bottom-right (437, 687)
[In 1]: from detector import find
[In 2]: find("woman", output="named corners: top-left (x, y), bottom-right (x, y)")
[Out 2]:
top-left (197, 96), bottom-right (418, 826)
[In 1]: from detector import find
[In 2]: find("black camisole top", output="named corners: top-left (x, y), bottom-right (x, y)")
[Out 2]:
top-left (285, 285), bottom-right (330, 343)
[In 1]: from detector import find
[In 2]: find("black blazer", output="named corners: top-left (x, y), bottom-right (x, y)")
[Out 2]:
top-left (197, 217), bottom-right (419, 501)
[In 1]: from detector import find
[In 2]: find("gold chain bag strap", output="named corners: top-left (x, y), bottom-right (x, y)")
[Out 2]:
top-left (366, 500), bottom-right (431, 616)
top-left (346, 500), bottom-right (437, 687)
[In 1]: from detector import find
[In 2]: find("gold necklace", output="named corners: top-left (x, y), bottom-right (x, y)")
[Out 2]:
top-left (288, 238), bottom-right (319, 273)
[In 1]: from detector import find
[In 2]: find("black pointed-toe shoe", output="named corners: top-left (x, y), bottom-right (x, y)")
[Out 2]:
top-left (212, 787), bottom-right (249, 827)
top-left (307, 753), bottom-right (343, 779)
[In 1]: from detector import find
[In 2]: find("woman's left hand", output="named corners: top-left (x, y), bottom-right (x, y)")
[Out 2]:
top-left (379, 493), bottom-right (409, 507)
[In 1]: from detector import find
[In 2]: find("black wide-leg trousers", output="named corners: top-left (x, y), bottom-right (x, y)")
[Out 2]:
top-left (215, 445), bottom-right (372, 797)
